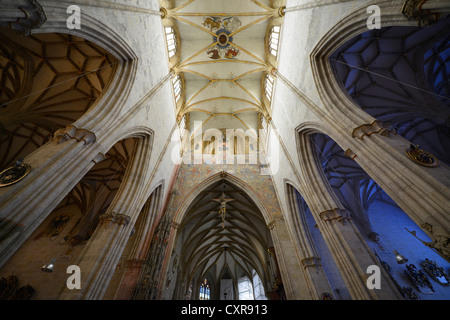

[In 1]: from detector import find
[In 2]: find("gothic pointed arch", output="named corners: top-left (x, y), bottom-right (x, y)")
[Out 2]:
top-left (0, 27), bottom-right (119, 170)
top-left (172, 173), bottom-right (275, 300)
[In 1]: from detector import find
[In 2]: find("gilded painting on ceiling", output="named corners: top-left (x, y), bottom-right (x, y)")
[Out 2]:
top-left (204, 16), bottom-right (241, 60)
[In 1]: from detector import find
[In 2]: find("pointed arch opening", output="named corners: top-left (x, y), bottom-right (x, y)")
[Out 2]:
top-left (171, 174), bottom-right (277, 300)
top-left (310, 132), bottom-right (450, 299)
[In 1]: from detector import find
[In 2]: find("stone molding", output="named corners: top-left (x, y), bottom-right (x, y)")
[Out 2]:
top-left (98, 212), bottom-right (131, 226)
top-left (401, 0), bottom-right (441, 26)
top-left (53, 125), bottom-right (97, 145)
top-left (344, 148), bottom-right (357, 160)
top-left (352, 121), bottom-right (391, 140)
top-left (0, 0), bottom-right (47, 35)
top-left (300, 257), bottom-right (322, 269)
top-left (319, 209), bottom-right (351, 223)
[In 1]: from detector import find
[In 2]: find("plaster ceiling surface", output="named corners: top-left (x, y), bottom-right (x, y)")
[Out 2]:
top-left (169, 0), bottom-right (275, 138)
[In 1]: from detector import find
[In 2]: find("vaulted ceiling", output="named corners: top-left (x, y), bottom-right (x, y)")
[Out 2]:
top-left (331, 16), bottom-right (450, 165)
top-left (162, 0), bottom-right (284, 141)
top-left (0, 28), bottom-right (117, 169)
top-left (176, 179), bottom-right (272, 288)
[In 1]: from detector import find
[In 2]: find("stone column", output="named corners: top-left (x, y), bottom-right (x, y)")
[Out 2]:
top-left (307, 0), bottom-right (450, 263)
top-left (58, 135), bottom-right (153, 300)
top-left (297, 133), bottom-right (403, 300)
top-left (347, 130), bottom-right (450, 262)
top-left (285, 184), bottom-right (335, 299)
top-left (0, 130), bottom-right (100, 268)
top-left (114, 185), bottom-right (163, 299)
top-left (266, 218), bottom-right (314, 300)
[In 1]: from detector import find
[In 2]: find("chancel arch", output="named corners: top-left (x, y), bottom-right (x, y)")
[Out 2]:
top-left (170, 176), bottom-right (275, 300)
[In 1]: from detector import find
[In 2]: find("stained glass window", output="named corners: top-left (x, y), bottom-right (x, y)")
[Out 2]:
top-left (199, 279), bottom-right (210, 300)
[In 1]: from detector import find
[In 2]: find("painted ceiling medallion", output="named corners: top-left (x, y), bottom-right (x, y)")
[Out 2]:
top-left (405, 144), bottom-right (439, 167)
top-left (205, 16), bottom-right (241, 60)
top-left (0, 159), bottom-right (31, 187)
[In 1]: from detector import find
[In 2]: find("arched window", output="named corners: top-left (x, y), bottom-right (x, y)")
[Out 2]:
top-left (269, 25), bottom-right (281, 57)
top-left (252, 269), bottom-right (267, 300)
top-left (264, 73), bottom-right (274, 101)
top-left (199, 279), bottom-right (210, 300)
top-left (172, 74), bottom-right (182, 102)
top-left (238, 275), bottom-right (254, 300)
top-left (164, 26), bottom-right (177, 58)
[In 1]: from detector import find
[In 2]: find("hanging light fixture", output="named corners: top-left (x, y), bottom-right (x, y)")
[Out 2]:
top-left (41, 258), bottom-right (56, 272)
top-left (393, 250), bottom-right (408, 264)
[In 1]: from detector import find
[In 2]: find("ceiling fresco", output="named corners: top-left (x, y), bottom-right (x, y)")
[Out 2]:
top-left (163, 0), bottom-right (284, 140)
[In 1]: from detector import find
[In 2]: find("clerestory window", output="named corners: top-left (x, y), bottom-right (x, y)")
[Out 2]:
top-left (269, 25), bottom-right (281, 57)
top-left (165, 27), bottom-right (177, 58)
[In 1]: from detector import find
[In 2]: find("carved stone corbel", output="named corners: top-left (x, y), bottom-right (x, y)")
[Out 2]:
top-left (352, 121), bottom-right (391, 140)
top-left (98, 212), bottom-right (131, 226)
top-left (319, 209), bottom-right (351, 224)
top-left (267, 220), bottom-right (276, 230)
top-left (344, 148), bottom-right (357, 160)
top-left (53, 125), bottom-right (97, 145)
top-left (0, 0), bottom-right (47, 35)
top-left (402, 0), bottom-right (440, 26)
top-left (301, 257), bottom-right (322, 270)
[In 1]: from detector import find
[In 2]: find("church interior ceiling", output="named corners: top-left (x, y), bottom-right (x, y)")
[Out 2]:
top-left (164, 0), bottom-right (281, 143)
top-left (176, 179), bottom-right (271, 289)
top-left (0, 29), bottom-right (117, 169)
top-left (331, 16), bottom-right (450, 166)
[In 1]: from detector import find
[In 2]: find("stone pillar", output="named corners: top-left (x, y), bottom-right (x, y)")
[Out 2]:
top-left (114, 185), bottom-right (163, 299)
top-left (266, 218), bottom-right (314, 300)
top-left (285, 184), bottom-right (335, 299)
top-left (0, 131), bottom-right (100, 268)
top-left (348, 130), bottom-right (450, 262)
top-left (58, 135), bottom-right (153, 300)
top-left (297, 133), bottom-right (403, 300)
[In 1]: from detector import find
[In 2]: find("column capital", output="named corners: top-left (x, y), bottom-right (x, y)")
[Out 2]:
top-left (402, 0), bottom-right (441, 26)
top-left (319, 209), bottom-right (351, 224)
top-left (98, 212), bottom-right (131, 226)
top-left (53, 125), bottom-right (97, 145)
top-left (352, 121), bottom-right (391, 140)
top-left (301, 257), bottom-right (322, 270)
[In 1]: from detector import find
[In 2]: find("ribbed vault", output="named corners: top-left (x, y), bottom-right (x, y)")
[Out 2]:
top-left (176, 178), bottom-right (271, 294)
top-left (330, 17), bottom-right (450, 165)
top-left (0, 28), bottom-right (118, 169)
top-left (52, 138), bottom-right (137, 245)
top-left (163, 0), bottom-right (284, 144)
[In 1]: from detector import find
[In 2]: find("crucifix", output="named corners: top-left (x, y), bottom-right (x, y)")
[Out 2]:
top-left (212, 192), bottom-right (234, 229)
